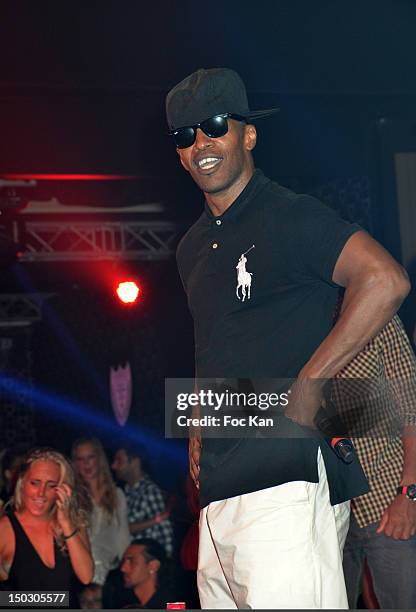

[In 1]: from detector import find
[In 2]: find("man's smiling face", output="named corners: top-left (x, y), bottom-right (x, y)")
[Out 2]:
top-left (177, 118), bottom-right (256, 197)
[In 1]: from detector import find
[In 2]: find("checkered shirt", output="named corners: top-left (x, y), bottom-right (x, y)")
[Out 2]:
top-left (124, 476), bottom-right (174, 556)
top-left (333, 315), bottom-right (416, 527)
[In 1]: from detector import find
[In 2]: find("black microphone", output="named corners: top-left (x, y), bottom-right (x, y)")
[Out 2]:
top-left (315, 407), bottom-right (355, 464)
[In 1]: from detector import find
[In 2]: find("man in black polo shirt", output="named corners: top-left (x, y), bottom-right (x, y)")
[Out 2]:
top-left (165, 68), bottom-right (410, 609)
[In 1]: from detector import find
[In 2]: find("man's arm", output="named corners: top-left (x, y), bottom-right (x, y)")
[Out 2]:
top-left (377, 425), bottom-right (416, 539)
top-left (286, 231), bottom-right (410, 425)
top-left (189, 432), bottom-right (202, 489)
top-left (304, 231), bottom-right (410, 378)
top-left (128, 484), bottom-right (169, 535)
top-left (401, 426), bottom-right (416, 485)
top-left (189, 377), bottom-right (202, 489)
top-left (377, 321), bottom-right (416, 539)
top-left (129, 510), bottom-right (170, 536)
top-left (129, 514), bottom-right (168, 535)
top-left (386, 424), bottom-right (416, 541)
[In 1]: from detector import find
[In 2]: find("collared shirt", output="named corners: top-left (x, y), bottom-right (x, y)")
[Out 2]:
top-left (125, 476), bottom-right (173, 556)
top-left (177, 169), bottom-right (369, 507)
top-left (177, 169), bottom-right (361, 381)
top-left (333, 315), bottom-right (416, 527)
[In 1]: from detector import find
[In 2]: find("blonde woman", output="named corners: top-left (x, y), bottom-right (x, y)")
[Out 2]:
top-left (72, 437), bottom-right (130, 585)
top-left (0, 448), bottom-right (93, 605)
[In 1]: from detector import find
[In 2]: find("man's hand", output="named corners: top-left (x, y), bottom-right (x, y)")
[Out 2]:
top-left (376, 495), bottom-right (416, 539)
top-left (154, 509), bottom-right (170, 523)
top-left (284, 378), bottom-right (324, 429)
top-left (189, 434), bottom-right (202, 490)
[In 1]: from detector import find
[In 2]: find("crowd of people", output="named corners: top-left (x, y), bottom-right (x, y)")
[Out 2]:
top-left (1, 65), bottom-right (416, 610)
top-left (1, 386), bottom-right (415, 610)
top-left (0, 438), bottom-right (198, 609)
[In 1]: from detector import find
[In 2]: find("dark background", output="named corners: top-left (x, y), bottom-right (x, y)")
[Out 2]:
top-left (1, 0), bottom-right (416, 484)
top-left (1, 1), bottom-right (416, 197)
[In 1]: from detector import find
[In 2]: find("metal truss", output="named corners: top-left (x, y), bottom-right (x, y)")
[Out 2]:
top-left (0, 293), bottom-right (53, 326)
top-left (12, 219), bottom-right (180, 262)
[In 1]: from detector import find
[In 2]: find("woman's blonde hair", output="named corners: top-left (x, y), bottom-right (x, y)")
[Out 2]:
top-left (71, 437), bottom-right (118, 518)
top-left (12, 447), bottom-right (88, 548)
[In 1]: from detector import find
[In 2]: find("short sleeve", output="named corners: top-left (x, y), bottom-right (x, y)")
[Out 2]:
top-left (288, 195), bottom-right (362, 284)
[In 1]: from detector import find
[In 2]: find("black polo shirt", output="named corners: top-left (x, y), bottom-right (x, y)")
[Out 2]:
top-left (177, 169), bottom-right (369, 507)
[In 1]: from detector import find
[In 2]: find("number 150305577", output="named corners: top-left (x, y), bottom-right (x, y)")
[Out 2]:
top-left (0, 591), bottom-right (68, 607)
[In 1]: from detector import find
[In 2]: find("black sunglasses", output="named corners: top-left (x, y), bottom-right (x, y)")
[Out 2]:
top-left (169, 113), bottom-right (247, 149)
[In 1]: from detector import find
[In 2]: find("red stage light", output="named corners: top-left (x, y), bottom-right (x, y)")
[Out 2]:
top-left (0, 173), bottom-right (139, 181)
top-left (116, 281), bottom-right (140, 304)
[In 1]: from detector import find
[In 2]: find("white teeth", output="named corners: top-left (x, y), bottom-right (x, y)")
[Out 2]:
top-left (198, 157), bottom-right (221, 169)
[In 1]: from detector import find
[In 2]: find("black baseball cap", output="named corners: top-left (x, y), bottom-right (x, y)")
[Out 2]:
top-left (166, 67), bottom-right (279, 131)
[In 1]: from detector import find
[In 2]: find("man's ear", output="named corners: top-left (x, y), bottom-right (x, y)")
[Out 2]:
top-left (177, 149), bottom-right (190, 172)
top-left (148, 558), bottom-right (160, 574)
top-left (131, 456), bottom-right (140, 470)
top-left (244, 124), bottom-right (257, 151)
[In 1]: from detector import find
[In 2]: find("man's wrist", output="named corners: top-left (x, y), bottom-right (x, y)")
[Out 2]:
top-left (296, 374), bottom-right (328, 399)
top-left (397, 484), bottom-right (416, 501)
top-left (400, 474), bottom-right (416, 486)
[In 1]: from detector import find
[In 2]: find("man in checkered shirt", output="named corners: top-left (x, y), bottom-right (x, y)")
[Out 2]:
top-left (333, 315), bottom-right (416, 609)
top-left (112, 444), bottom-right (174, 557)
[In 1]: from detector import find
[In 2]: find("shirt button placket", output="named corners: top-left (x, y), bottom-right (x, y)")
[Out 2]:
top-left (211, 218), bottom-right (222, 274)
top-left (213, 218), bottom-right (222, 250)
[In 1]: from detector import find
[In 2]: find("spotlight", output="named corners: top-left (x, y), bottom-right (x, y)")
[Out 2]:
top-left (116, 280), bottom-right (140, 305)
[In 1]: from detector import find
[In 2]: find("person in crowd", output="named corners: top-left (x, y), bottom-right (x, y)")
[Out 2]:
top-left (111, 444), bottom-right (173, 557)
top-left (0, 447), bottom-right (93, 605)
top-left (101, 564), bottom-right (136, 609)
top-left (179, 475), bottom-right (199, 572)
top-left (0, 444), bottom-right (29, 508)
top-left (72, 437), bottom-right (130, 585)
top-left (120, 538), bottom-right (178, 609)
top-left (79, 582), bottom-right (103, 609)
top-left (179, 475), bottom-right (200, 609)
top-left (166, 66), bottom-right (410, 608)
top-left (332, 314), bottom-right (416, 609)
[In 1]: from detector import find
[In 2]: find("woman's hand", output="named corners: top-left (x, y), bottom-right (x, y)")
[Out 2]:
top-left (55, 484), bottom-right (94, 583)
top-left (55, 483), bottom-right (74, 533)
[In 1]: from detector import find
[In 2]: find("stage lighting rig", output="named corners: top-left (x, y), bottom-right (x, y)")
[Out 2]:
top-left (0, 179), bottom-right (35, 214)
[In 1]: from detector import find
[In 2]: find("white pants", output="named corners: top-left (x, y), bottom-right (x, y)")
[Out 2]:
top-left (198, 449), bottom-right (350, 609)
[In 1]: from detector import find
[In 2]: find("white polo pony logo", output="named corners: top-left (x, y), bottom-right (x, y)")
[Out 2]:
top-left (236, 245), bottom-right (255, 301)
